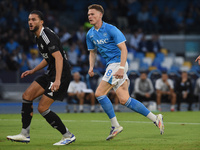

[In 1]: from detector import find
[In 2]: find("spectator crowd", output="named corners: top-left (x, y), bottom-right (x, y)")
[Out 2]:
top-left (1, 0), bottom-right (200, 74)
top-left (0, 0), bottom-right (200, 112)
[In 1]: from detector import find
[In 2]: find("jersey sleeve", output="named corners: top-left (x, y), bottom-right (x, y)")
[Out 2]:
top-left (108, 25), bottom-right (126, 45)
top-left (86, 33), bottom-right (95, 50)
top-left (43, 29), bottom-right (60, 54)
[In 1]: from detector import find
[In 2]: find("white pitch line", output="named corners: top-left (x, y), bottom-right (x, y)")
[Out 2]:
top-left (0, 119), bottom-right (200, 125)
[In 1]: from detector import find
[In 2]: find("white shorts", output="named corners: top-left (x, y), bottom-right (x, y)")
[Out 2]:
top-left (102, 62), bottom-right (129, 91)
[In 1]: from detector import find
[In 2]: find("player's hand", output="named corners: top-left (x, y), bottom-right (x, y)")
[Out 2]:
top-left (113, 69), bottom-right (124, 79)
top-left (21, 70), bottom-right (34, 78)
top-left (195, 55), bottom-right (200, 65)
top-left (88, 68), bottom-right (94, 77)
top-left (51, 80), bottom-right (60, 92)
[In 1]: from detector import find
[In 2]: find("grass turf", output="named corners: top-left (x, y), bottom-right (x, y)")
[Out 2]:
top-left (0, 111), bottom-right (200, 150)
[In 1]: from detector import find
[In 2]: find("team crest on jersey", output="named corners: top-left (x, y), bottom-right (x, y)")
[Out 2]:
top-left (103, 32), bottom-right (107, 37)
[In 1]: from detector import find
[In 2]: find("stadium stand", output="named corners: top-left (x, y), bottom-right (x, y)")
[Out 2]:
top-left (0, 0), bottom-right (200, 111)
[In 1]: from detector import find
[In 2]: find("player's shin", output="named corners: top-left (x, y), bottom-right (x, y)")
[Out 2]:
top-left (21, 99), bottom-right (33, 136)
top-left (96, 95), bottom-right (120, 127)
top-left (40, 109), bottom-right (71, 137)
top-left (124, 97), bottom-right (154, 118)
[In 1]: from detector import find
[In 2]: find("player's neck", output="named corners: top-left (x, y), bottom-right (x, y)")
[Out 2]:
top-left (94, 20), bottom-right (103, 30)
top-left (35, 26), bottom-right (43, 38)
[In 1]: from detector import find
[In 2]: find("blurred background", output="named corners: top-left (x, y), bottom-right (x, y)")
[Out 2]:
top-left (0, 0), bottom-right (200, 113)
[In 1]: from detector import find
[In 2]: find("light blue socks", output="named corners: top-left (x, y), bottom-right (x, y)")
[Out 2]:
top-left (125, 97), bottom-right (150, 116)
top-left (96, 95), bottom-right (116, 119)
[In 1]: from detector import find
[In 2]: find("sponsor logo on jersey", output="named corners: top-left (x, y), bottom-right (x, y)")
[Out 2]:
top-left (95, 38), bottom-right (108, 45)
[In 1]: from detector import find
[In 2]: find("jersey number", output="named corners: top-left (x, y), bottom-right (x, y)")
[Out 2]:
top-left (106, 69), bottom-right (112, 76)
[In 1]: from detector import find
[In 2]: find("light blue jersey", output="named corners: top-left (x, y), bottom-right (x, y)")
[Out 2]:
top-left (86, 22), bottom-right (126, 66)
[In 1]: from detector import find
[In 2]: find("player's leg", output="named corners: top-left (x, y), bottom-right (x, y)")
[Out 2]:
top-left (95, 80), bottom-right (123, 140)
top-left (7, 81), bottom-right (45, 143)
top-left (116, 80), bottom-right (164, 135)
top-left (38, 95), bottom-right (75, 145)
top-left (116, 80), bottom-right (151, 116)
top-left (95, 80), bottom-right (118, 125)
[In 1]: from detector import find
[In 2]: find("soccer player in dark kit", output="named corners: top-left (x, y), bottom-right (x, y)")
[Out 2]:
top-left (7, 10), bottom-right (76, 145)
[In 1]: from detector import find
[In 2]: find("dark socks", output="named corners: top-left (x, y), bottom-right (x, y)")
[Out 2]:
top-left (41, 109), bottom-right (67, 135)
top-left (21, 100), bottom-right (33, 129)
top-left (21, 99), bottom-right (33, 136)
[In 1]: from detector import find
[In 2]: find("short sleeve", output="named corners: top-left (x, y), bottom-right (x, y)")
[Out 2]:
top-left (107, 25), bottom-right (126, 45)
top-left (47, 35), bottom-right (60, 54)
top-left (42, 29), bottom-right (60, 54)
top-left (86, 33), bottom-right (95, 50)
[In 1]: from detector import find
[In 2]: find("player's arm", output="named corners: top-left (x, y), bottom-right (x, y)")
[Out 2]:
top-left (109, 25), bottom-right (127, 79)
top-left (117, 42), bottom-right (127, 68)
top-left (51, 51), bottom-right (63, 92)
top-left (21, 59), bottom-right (48, 78)
top-left (88, 49), bottom-right (97, 77)
top-left (114, 42), bottom-right (128, 79)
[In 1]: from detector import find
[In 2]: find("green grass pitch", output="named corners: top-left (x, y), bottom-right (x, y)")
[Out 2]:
top-left (0, 111), bottom-right (200, 150)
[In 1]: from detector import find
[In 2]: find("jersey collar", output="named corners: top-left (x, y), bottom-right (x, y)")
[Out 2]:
top-left (93, 21), bottom-right (106, 31)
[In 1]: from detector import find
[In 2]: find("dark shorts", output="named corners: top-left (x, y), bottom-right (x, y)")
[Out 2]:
top-left (35, 73), bottom-right (71, 101)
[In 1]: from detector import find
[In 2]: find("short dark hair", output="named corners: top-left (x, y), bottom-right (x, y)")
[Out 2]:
top-left (30, 10), bottom-right (44, 21)
top-left (88, 4), bottom-right (104, 15)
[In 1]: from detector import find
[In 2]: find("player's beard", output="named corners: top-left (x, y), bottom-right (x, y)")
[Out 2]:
top-left (30, 25), bottom-right (39, 33)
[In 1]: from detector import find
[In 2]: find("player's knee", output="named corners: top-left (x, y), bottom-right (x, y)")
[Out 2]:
top-left (38, 104), bottom-right (46, 114)
top-left (95, 91), bottom-right (102, 98)
top-left (118, 97), bottom-right (128, 105)
top-left (22, 92), bottom-right (33, 101)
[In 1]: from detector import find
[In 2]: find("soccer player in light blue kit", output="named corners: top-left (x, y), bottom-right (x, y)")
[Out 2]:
top-left (86, 4), bottom-right (164, 140)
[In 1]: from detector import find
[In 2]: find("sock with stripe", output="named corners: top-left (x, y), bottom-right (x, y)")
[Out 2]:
top-left (41, 109), bottom-right (68, 135)
top-left (124, 97), bottom-right (151, 117)
top-left (21, 99), bottom-right (33, 137)
top-left (125, 97), bottom-right (157, 122)
top-left (96, 95), bottom-right (119, 127)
